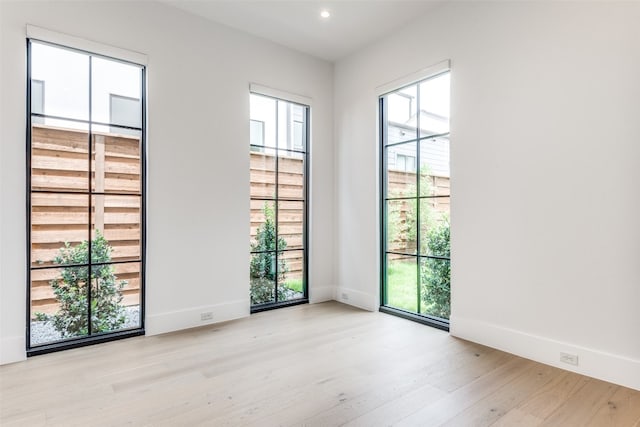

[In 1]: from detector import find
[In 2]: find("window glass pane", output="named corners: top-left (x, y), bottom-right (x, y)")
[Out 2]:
top-left (386, 255), bottom-right (417, 312)
top-left (92, 195), bottom-right (141, 263)
top-left (419, 136), bottom-right (450, 197)
top-left (386, 199), bottom-right (417, 255)
top-left (419, 197), bottom-right (450, 257)
top-left (31, 43), bottom-right (89, 121)
top-left (386, 84), bottom-right (417, 144)
top-left (250, 120), bottom-right (265, 147)
top-left (92, 261), bottom-right (141, 334)
top-left (91, 131), bottom-right (142, 194)
top-left (250, 94), bottom-right (276, 150)
top-left (278, 150), bottom-right (304, 200)
top-left (278, 201), bottom-right (304, 250)
top-left (30, 266), bottom-right (89, 346)
top-left (249, 200), bottom-right (282, 305)
top-left (113, 262), bottom-right (142, 329)
top-left (109, 96), bottom-right (141, 133)
top-left (276, 100), bottom-right (308, 151)
top-left (250, 252), bottom-right (276, 305)
top-left (91, 57), bottom-right (142, 128)
top-left (31, 193), bottom-right (89, 267)
top-left (420, 258), bottom-right (450, 319)
top-left (250, 200), bottom-right (277, 252)
top-left (32, 80), bottom-right (45, 116)
top-left (386, 142), bottom-right (417, 198)
top-left (419, 73), bottom-right (450, 137)
top-left (292, 103), bottom-right (306, 150)
top-left (279, 250), bottom-right (304, 302)
top-left (277, 100), bottom-right (289, 150)
top-left (31, 121), bottom-right (89, 192)
top-left (250, 148), bottom-right (276, 199)
top-left (293, 121), bottom-right (304, 150)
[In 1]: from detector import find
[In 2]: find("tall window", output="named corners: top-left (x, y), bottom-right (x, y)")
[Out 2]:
top-left (249, 93), bottom-right (309, 311)
top-left (27, 40), bottom-right (145, 353)
top-left (380, 71), bottom-right (450, 329)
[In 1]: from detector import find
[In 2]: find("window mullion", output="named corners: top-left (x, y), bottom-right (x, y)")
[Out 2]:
top-left (274, 103), bottom-right (279, 303)
top-left (415, 84), bottom-right (421, 315)
top-left (87, 55), bottom-right (93, 336)
top-left (381, 95), bottom-right (389, 307)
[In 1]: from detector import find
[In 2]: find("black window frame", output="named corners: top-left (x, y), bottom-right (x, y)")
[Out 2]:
top-left (26, 39), bottom-right (147, 355)
top-left (249, 92), bottom-right (310, 313)
top-left (379, 71), bottom-right (451, 331)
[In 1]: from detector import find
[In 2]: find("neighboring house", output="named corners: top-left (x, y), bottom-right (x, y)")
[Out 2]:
top-left (388, 108), bottom-right (450, 177)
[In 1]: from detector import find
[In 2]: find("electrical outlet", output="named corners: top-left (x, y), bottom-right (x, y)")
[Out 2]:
top-left (560, 352), bottom-right (579, 366)
top-left (200, 312), bottom-right (213, 321)
top-left (341, 292), bottom-right (349, 301)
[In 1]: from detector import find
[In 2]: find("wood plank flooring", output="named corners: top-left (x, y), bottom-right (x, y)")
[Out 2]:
top-left (1, 301), bottom-right (639, 426)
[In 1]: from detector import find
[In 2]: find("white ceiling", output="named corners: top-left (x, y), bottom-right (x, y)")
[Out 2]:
top-left (163, 1), bottom-right (444, 62)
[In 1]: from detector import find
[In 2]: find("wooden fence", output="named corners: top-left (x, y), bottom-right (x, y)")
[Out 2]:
top-left (31, 125), bottom-right (307, 315)
top-left (250, 152), bottom-right (305, 281)
top-left (30, 124), bottom-right (142, 315)
top-left (31, 124), bottom-right (448, 315)
top-left (388, 170), bottom-right (450, 217)
top-left (387, 170), bottom-right (450, 255)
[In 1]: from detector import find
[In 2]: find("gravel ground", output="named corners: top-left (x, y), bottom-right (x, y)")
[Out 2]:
top-left (30, 305), bottom-right (141, 346)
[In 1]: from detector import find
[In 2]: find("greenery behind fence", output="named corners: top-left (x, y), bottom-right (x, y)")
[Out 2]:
top-left (387, 169), bottom-right (451, 319)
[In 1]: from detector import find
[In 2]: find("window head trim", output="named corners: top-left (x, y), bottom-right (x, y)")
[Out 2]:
top-left (249, 83), bottom-right (313, 108)
top-left (376, 60), bottom-right (450, 98)
top-left (26, 25), bottom-right (147, 66)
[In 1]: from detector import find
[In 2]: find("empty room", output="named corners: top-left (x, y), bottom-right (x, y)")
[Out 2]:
top-left (0, 0), bottom-right (639, 425)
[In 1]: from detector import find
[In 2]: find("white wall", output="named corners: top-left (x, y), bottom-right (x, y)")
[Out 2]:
top-left (334, 1), bottom-right (640, 390)
top-left (0, 0), bottom-right (334, 364)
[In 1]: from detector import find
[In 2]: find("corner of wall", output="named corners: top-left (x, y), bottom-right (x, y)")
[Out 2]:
top-left (309, 285), bottom-right (335, 304)
top-left (334, 286), bottom-right (377, 312)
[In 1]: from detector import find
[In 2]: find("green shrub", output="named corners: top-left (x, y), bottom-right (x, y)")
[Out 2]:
top-left (421, 218), bottom-right (450, 319)
top-left (35, 230), bottom-right (126, 337)
top-left (250, 203), bottom-right (289, 304)
top-left (387, 167), bottom-right (451, 318)
top-left (249, 277), bottom-right (289, 304)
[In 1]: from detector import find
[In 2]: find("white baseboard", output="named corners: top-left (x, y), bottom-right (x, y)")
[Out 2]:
top-left (309, 285), bottom-right (335, 303)
top-left (0, 335), bottom-right (26, 365)
top-left (146, 299), bottom-right (249, 336)
top-left (451, 315), bottom-right (640, 391)
top-left (334, 287), bottom-right (377, 311)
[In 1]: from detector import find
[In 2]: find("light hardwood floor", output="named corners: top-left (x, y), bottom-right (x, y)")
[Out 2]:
top-left (1, 302), bottom-right (639, 426)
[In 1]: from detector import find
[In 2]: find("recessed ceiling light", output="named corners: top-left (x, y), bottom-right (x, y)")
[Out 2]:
top-left (320, 10), bottom-right (331, 19)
